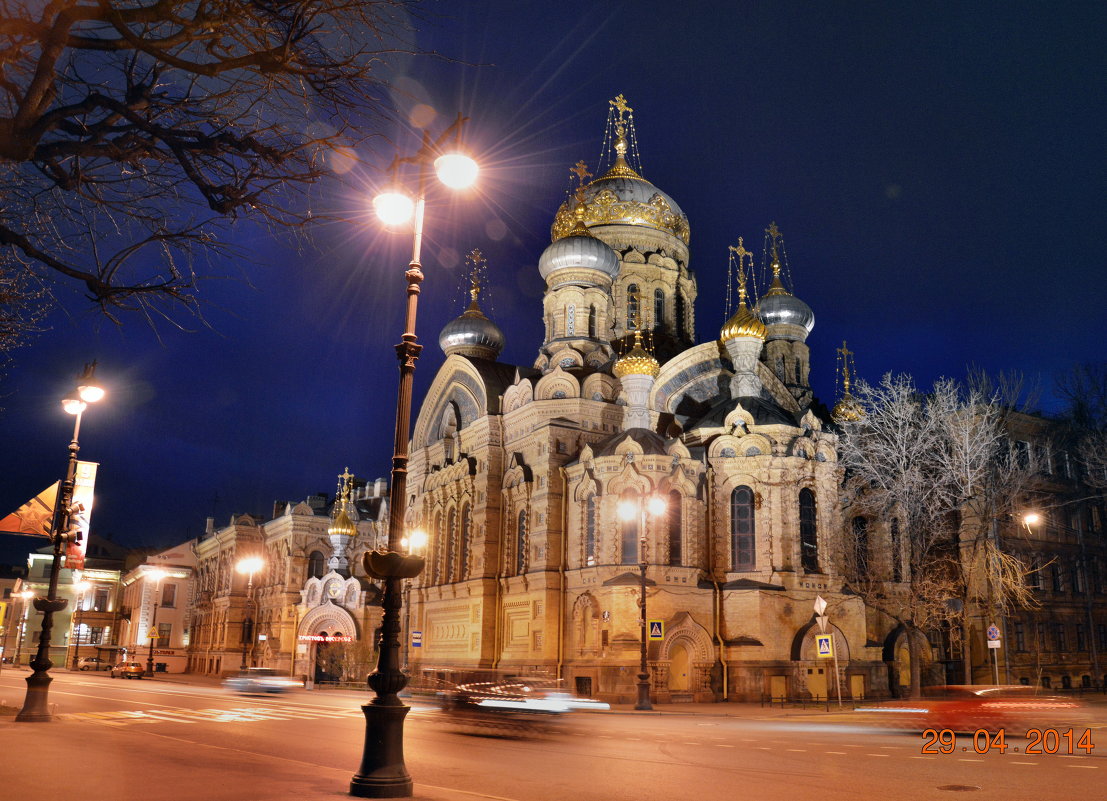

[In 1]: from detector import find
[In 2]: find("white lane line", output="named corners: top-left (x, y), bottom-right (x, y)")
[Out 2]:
top-left (1010, 761), bottom-right (1037, 765)
top-left (786, 749), bottom-right (807, 752)
top-left (826, 751), bottom-right (848, 755)
top-left (715, 744), bottom-right (735, 748)
top-left (911, 757), bottom-right (937, 760)
top-left (866, 754), bottom-right (891, 758)
top-left (958, 758), bottom-right (985, 763)
top-left (1067, 765), bottom-right (1098, 769)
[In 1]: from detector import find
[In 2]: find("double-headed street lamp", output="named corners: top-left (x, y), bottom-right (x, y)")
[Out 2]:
top-left (352, 114), bottom-right (478, 799)
top-left (17, 362), bottom-right (104, 723)
top-left (236, 556), bottom-right (264, 671)
top-left (143, 568), bottom-right (168, 677)
top-left (618, 493), bottom-right (668, 712)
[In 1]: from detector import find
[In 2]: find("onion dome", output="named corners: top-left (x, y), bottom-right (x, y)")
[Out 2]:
top-left (720, 252), bottom-right (766, 342)
top-left (439, 265), bottom-right (505, 360)
top-left (613, 330), bottom-right (660, 378)
top-left (328, 505), bottom-right (357, 540)
top-left (832, 341), bottom-right (863, 422)
top-left (550, 96), bottom-right (689, 245)
top-left (538, 192), bottom-right (619, 281)
top-left (758, 260), bottom-right (814, 341)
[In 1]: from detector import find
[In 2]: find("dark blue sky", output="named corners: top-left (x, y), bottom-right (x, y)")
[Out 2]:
top-left (2, 1), bottom-right (1104, 555)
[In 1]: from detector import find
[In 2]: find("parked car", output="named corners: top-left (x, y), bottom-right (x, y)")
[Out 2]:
top-left (77, 656), bottom-right (108, 671)
top-left (222, 668), bottom-right (303, 694)
top-left (110, 661), bottom-right (145, 679)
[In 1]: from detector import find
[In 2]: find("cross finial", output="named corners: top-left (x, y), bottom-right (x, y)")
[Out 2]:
top-left (570, 160), bottom-right (592, 185)
top-left (465, 249), bottom-right (486, 304)
top-left (836, 341), bottom-right (855, 392)
top-left (729, 237), bottom-right (754, 305)
top-left (765, 221), bottom-right (783, 261)
top-left (610, 93), bottom-right (633, 121)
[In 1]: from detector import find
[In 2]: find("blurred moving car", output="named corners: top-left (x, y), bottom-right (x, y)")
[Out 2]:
top-left (435, 675), bottom-right (609, 737)
top-left (77, 656), bottom-right (108, 671)
top-left (110, 661), bottom-right (145, 679)
top-left (863, 685), bottom-right (1084, 732)
top-left (223, 668), bottom-right (303, 694)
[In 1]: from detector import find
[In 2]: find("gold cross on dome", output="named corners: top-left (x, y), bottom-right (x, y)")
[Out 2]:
top-left (728, 236), bottom-right (753, 262)
top-left (610, 94), bottom-right (633, 122)
top-left (569, 160), bottom-right (592, 185)
top-left (766, 221), bottom-right (782, 243)
top-left (339, 466), bottom-right (354, 484)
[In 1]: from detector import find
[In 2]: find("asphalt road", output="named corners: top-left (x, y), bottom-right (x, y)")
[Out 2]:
top-left (1, 670), bottom-right (1104, 801)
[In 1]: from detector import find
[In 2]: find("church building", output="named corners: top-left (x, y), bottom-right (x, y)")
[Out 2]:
top-left (404, 96), bottom-right (884, 702)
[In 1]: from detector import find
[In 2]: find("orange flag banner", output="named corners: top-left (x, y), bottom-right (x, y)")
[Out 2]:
top-left (0, 482), bottom-right (60, 537)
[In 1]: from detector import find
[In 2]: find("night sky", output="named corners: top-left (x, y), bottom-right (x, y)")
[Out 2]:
top-left (1, 1), bottom-right (1104, 557)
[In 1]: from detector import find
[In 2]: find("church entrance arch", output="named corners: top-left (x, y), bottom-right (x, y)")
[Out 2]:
top-left (297, 603), bottom-right (358, 684)
top-left (668, 643), bottom-right (691, 691)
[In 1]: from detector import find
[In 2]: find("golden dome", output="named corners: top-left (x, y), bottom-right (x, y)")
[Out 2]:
top-left (720, 301), bottom-right (766, 342)
top-left (832, 394), bottom-right (863, 423)
top-left (614, 343), bottom-right (660, 378)
top-left (328, 507), bottom-right (357, 540)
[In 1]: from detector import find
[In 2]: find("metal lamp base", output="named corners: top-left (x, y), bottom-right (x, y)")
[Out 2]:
top-left (350, 702), bottom-right (413, 798)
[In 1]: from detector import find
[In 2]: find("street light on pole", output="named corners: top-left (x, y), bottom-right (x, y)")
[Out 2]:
top-left (399, 529), bottom-right (428, 672)
top-left (352, 114), bottom-right (477, 799)
top-left (17, 362), bottom-right (104, 722)
top-left (618, 493), bottom-right (667, 712)
top-left (142, 568), bottom-right (168, 677)
top-left (236, 557), bottom-right (264, 671)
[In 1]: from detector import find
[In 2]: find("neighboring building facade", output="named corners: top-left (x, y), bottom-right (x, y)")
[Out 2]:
top-left (119, 541), bottom-right (198, 673)
top-left (188, 477), bottom-right (388, 680)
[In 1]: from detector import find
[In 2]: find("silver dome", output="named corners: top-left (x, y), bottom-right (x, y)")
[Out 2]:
top-left (585, 175), bottom-right (685, 218)
top-left (758, 293), bottom-right (815, 341)
top-left (538, 232), bottom-right (619, 281)
top-left (439, 310), bottom-right (505, 358)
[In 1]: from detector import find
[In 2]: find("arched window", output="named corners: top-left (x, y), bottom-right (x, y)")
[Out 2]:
top-left (852, 516), bottom-right (870, 576)
top-left (730, 487), bottom-right (755, 570)
top-left (799, 488), bottom-right (819, 572)
top-left (675, 293), bottom-right (687, 337)
top-left (308, 551), bottom-right (325, 579)
top-left (432, 511), bottom-right (443, 584)
top-left (654, 288), bottom-right (665, 329)
top-left (667, 490), bottom-right (682, 566)
top-left (460, 504), bottom-right (471, 580)
top-left (445, 508), bottom-right (456, 583)
top-left (626, 284), bottom-right (640, 329)
top-left (588, 305), bottom-right (597, 338)
top-left (585, 495), bottom-right (597, 566)
top-left (516, 510), bottom-right (528, 575)
top-left (620, 491), bottom-right (639, 565)
top-left (890, 518), bottom-right (902, 582)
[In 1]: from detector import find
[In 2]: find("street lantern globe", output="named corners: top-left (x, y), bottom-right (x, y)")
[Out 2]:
top-left (1022, 512), bottom-right (1041, 526)
top-left (373, 190), bottom-right (415, 226)
top-left (617, 500), bottom-right (637, 522)
top-left (236, 556), bottom-right (264, 575)
top-left (646, 496), bottom-right (667, 516)
top-left (406, 528), bottom-right (429, 553)
top-left (61, 396), bottom-right (87, 415)
top-left (77, 383), bottom-right (105, 403)
top-left (433, 152), bottom-right (478, 189)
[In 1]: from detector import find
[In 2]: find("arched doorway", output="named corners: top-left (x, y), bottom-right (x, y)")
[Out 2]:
top-left (669, 643), bottom-right (691, 691)
top-left (314, 632), bottom-right (343, 683)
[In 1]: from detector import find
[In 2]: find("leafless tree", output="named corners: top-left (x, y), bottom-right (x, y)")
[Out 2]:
top-left (1, 0), bottom-right (418, 328)
top-left (837, 373), bottom-right (1039, 696)
top-left (1056, 364), bottom-right (1107, 492)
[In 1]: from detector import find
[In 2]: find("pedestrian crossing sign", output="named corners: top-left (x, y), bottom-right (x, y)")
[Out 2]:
top-left (815, 633), bottom-right (833, 658)
top-left (648, 620), bottom-right (664, 640)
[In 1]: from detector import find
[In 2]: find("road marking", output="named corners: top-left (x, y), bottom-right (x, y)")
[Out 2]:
top-left (715, 744), bottom-right (735, 748)
top-left (911, 756), bottom-right (936, 760)
top-left (866, 754), bottom-right (890, 758)
top-left (682, 742), bottom-right (701, 746)
top-left (958, 758), bottom-right (985, 763)
top-left (755, 746), bottom-right (771, 750)
top-left (1010, 761), bottom-right (1037, 765)
top-left (786, 749), bottom-right (807, 752)
top-left (1067, 765), bottom-right (1098, 769)
top-left (826, 752), bottom-right (848, 755)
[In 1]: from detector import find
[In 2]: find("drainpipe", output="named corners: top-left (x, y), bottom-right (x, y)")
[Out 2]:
top-left (706, 464), bottom-right (728, 700)
top-left (557, 467), bottom-right (569, 682)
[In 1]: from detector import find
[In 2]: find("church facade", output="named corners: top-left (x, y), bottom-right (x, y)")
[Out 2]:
top-left (403, 97), bottom-right (888, 702)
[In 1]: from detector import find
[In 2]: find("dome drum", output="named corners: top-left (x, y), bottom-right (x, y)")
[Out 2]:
top-left (439, 313), bottom-right (505, 359)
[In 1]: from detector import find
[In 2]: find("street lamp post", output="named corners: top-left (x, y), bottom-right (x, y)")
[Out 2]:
top-left (17, 362), bottom-right (104, 723)
top-left (352, 114), bottom-right (477, 799)
top-left (399, 529), bottom-right (428, 672)
top-left (236, 557), bottom-right (264, 671)
top-left (618, 494), bottom-right (667, 712)
top-left (143, 568), bottom-right (168, 677)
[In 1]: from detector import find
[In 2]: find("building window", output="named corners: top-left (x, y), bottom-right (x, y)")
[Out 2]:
top-left (730, 486), bottom-right (755, 571)
top-left (1097, 624), bottom-right (1107, 651)
top-left (516, 510), bottom-right (528, 575)
top-left (890, 518), bottom-right (902, 582)
top-left (93, 588), bottom-right (110, 612)
top-left (308, 551), bottom-right (325, 579)
top-left (653, 288), bottom-right (665, 329)
top-left (620, 492), bottom-right (639, 565)
top-left (585, 495), bottom-right (597, 566)
top-left (1052, 562), bottom-right (1064, 593)
top-left (1014, 440), bottom-right (1031, 468)
top-left (1052, 623), bottom-right (1066, 653)
top-left (588, 304), bottom-right (597, 338)
top-left (667, 490), bottom-right (682, 566)
top-left (799, 488), bottom-right (818, 572)
top-left (851, 517), bottom-right (870, 576)
top-left (459, 504), bottom-right (471, 580)
top-left (1037, 622), bottom-right (1047, 652)
top-left (89, 626), bottom-right (104, 645)
top-left (157, 622), bottom-right (172, 645)
top-left (161, 583), bottom-right (176, 608)
top-left (675, 294), bottom-right (686, 337)
top-left (1014, 622), bottom-right (1026, 651)
top-left (1077, 624), bottom-right (1088, 651)
top-left (626, 284), bottom-right (640, 329)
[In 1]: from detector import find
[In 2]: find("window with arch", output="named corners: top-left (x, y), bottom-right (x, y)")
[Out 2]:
top-left (730, 486), bottom-right (755, 570)
top-left (620, 491), bottom-right (639, 565)
top-left (516, 509), bottom-right (528, 575)
top-left (460, 504), bottom-right (471, 580)
top-left (667, 490), bottom-right (682, 566)
top-left (445, 507), bottom-right (456, 583)
top-left (799, 488), bottom-right (819, 572)
top-left (890, 518), bottom-right (902, 582)
top-left (588, 304), bottom-right (597, 338)
top-left (308, 551), bottom-right (325, 579)
top-left (653, 288), bottom-right (665, 329)
top-left (852, 516), bottom-right (870, 576)
top-left (585, 495), bottom-right (597, 566)
top-left (626, 284), bottom-right (640, 329)
top-left (675, 293), bottom-right (687, 337)
top-left (432, 511), bottom-right (443, 584)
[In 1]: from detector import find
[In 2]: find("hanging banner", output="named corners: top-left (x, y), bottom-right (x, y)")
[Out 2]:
top-left (0, 482), bottom-right (60, 537)
top-left (64, 461), bottom-right (98, 570)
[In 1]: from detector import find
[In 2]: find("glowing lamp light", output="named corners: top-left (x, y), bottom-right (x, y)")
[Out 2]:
top-left (407, 528), bottom-right (429, 553)
top-left (1022, 512), bottom-right (1041, 526)
top-left (647, 496), bottom-right (667, 516)
top-left (373, 190), bottom-right (415, 225)
top-left (236, 556), bottom-right (264, 575)
top-left (434, 152), bottom-right (479, 189)
top-left (77, 384), bottom-right (105, 403)
top-left (62, 397), bottom-right (86, 415)
top-left (617, 500), bottom-right (636, 522)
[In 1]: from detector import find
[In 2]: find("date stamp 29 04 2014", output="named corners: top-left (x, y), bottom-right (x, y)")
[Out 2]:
top-left (921, 728), bottom-right (1096, 755)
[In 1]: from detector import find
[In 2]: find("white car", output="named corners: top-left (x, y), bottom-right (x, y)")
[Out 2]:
top-left (223, 668), bottom-right (303, 694)
top-left (77, 656), bottom-right (108, 671)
